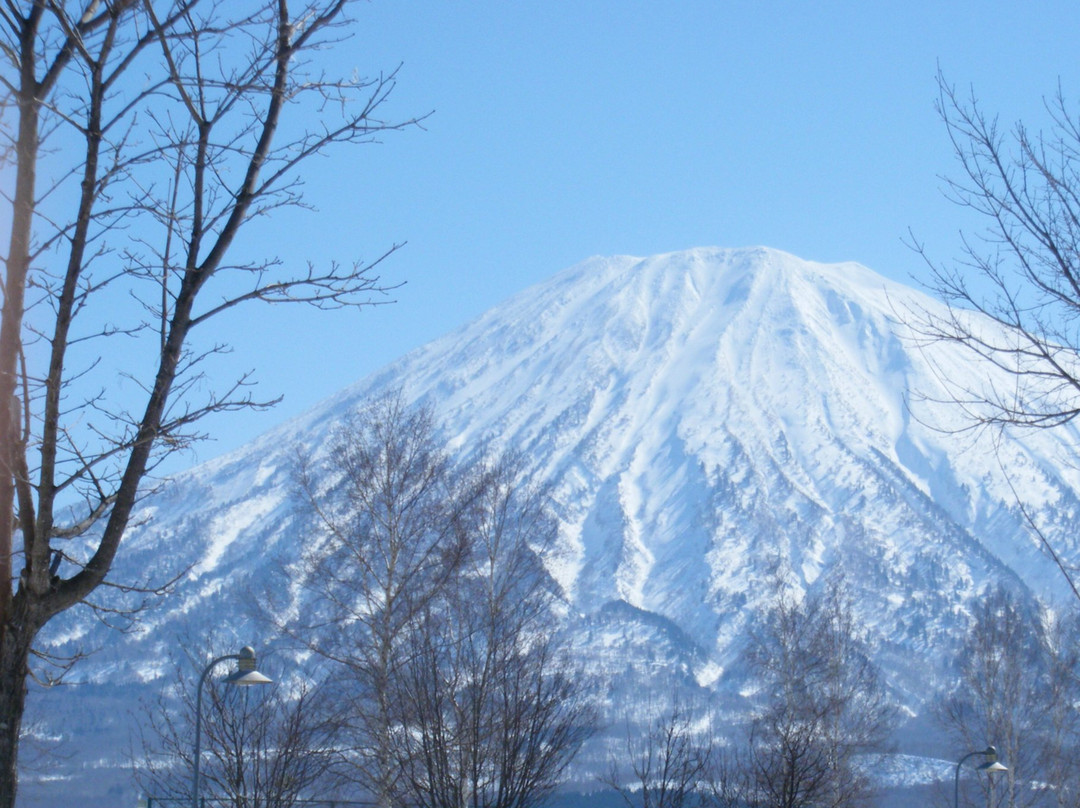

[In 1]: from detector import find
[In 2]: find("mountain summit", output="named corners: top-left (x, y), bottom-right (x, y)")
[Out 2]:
top-left (26, 247), bottom-right (1080, 803)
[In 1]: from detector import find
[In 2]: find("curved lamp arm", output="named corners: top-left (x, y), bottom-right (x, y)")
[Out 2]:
top-left (954, 746), bottom-right (1004, 808)
top-left (192, 647), bottom-right (272, 808)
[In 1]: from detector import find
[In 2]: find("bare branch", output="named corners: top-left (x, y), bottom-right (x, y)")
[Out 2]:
top-left (907, 71), bottom-right (1080, 432)
top-left (0, 2), bottom-right (423, 801)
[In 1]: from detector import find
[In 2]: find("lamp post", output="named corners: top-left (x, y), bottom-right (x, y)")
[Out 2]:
top-left (954, 746), bottom-right (1008, 808)
top-left (192, 646), bottom-right (273, 808)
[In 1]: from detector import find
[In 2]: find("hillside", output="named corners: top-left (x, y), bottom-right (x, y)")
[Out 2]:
top-left (19, 246), bottom-right (1080, 807)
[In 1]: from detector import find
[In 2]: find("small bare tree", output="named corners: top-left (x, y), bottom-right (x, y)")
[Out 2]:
top-left (393, 453), bottom-right (596, 808)
top-left (136, 646), bottom-right (344, 808)
top-left (603, 701), bottom-right (712, 808)
top-left (0, 2), bottom-right (423, 803)
top-left (743, 577), bottom-right (895, 808)
top-left (700, 747), bottom-right (752, 808)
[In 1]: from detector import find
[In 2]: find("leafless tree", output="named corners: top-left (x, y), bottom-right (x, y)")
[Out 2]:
top-left (134, 644), bottom-right (345, 808)
top-left (1036, 609), bottom-right (1080, 808)
top-left (742, 577), bottom-right (895, 808)
top-left (287, 393), bottom-right (478, 807)
top-left (602, 701), bottom-right (713, 808)
top-left (392, 453), bottom-right (596, 808)
top-left (904, 70), bottom-right (1080, 600)
top-left (0, 2), bottom-right (423, 803)
top-left (936, 585), bottom-right (1080, 808)
top-left (288, 398), bottom-right (594, 808)
top-left (700, 747), bottom-right (753, 808)
top-left (937, 586), bottom-right (1040, 808)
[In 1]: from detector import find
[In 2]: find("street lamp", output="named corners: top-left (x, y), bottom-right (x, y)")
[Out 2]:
top-left (954, 746), bottom-right (1008, 808)
top-left (192, 646), bottom-right (273, 808)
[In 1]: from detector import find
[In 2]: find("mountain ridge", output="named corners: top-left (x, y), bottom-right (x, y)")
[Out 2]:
top-left (20, 245), bottom-right (1080, 806)
top-left (107, 245), bottom-right (1080, 678)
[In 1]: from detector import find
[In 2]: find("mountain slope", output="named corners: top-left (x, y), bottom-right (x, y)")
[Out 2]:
top-left (21, 246), bottom-right (1080, 806)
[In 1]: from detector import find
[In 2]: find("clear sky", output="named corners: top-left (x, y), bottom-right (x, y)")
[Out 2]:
top-left (119, 1), bottom-right (1080, 462)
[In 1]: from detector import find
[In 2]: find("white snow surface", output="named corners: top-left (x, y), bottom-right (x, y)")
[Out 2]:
top-left (71, 244), bottom-right (1080, 689)
top-left (26, 246), bottom-right (1080, 801)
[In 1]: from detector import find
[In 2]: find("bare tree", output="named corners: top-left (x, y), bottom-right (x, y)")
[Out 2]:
top-left (288, 393), bottom-right (477, 807)
top-left (393, 453), bottom-right (596, 808)
top-left (904, 70), bottom-right (1080, 599)
top-left (936, 585), bottom-right (1080, 808)
top-left (700, 747), bottom-right (753, 808)
top-left (603, 701), bottom-right (712, 808)
top-left (1036, 609), bottom-right (1080, 808)
top-left (0, 2), bottom-right (424, 802)
top-left (937, 586), bottom-right (1041, 808)
top-left (135, 644), bottom-right (344, 808)
top-left (742, 577), bottom-right (895, 808)
top-left (287, 399), bottom-right (594, 808)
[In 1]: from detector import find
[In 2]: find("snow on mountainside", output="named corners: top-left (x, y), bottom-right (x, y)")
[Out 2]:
top-left (21, 246), bottom-right (1080, 805)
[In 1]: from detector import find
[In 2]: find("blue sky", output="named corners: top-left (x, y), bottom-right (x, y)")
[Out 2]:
top-left (137, 1), bottom-right (1080, 461)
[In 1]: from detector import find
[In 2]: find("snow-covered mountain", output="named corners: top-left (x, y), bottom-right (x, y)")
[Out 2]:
top-left (20, 246), bottom-right (1080, 806)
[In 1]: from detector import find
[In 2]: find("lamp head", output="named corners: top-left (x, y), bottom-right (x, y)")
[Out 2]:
top-left (977, 746), bottom-right (1007, 775)
top-left (223, 646), bottom-right (273, 686)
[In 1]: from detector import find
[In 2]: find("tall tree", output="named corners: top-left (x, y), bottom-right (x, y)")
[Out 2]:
top-left (905, 71), bottom-right (1080, 598)
top-left (910, 71), bottom-right (1080, 433)
top-left (288, 397), bottom-right (594, 808)
top-left (938, 586), bottom-right (1041, 808)
top-left (289, 393), bottom-right (477, 807)
top-left (0, 3), bottom-right (422, 804)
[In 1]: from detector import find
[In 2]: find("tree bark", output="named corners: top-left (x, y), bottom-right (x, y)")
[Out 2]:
top-left (0, 9), bottom-right (45, 803)
top-left (0, 591), bottom-right (46, 808)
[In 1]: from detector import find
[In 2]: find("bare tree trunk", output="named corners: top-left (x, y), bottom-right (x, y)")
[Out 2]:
top-left (0, 593), bottom-right (44, 807)
top-left (0, 3), bottom-right (424, 803)
top-left (0, 13), bottom-right (45, 795)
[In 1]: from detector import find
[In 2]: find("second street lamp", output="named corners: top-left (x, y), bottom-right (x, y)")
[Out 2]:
top-left (191, 646), bottom-right (273, 808)
top-left (954, 746), bottom-right (1007, 808)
